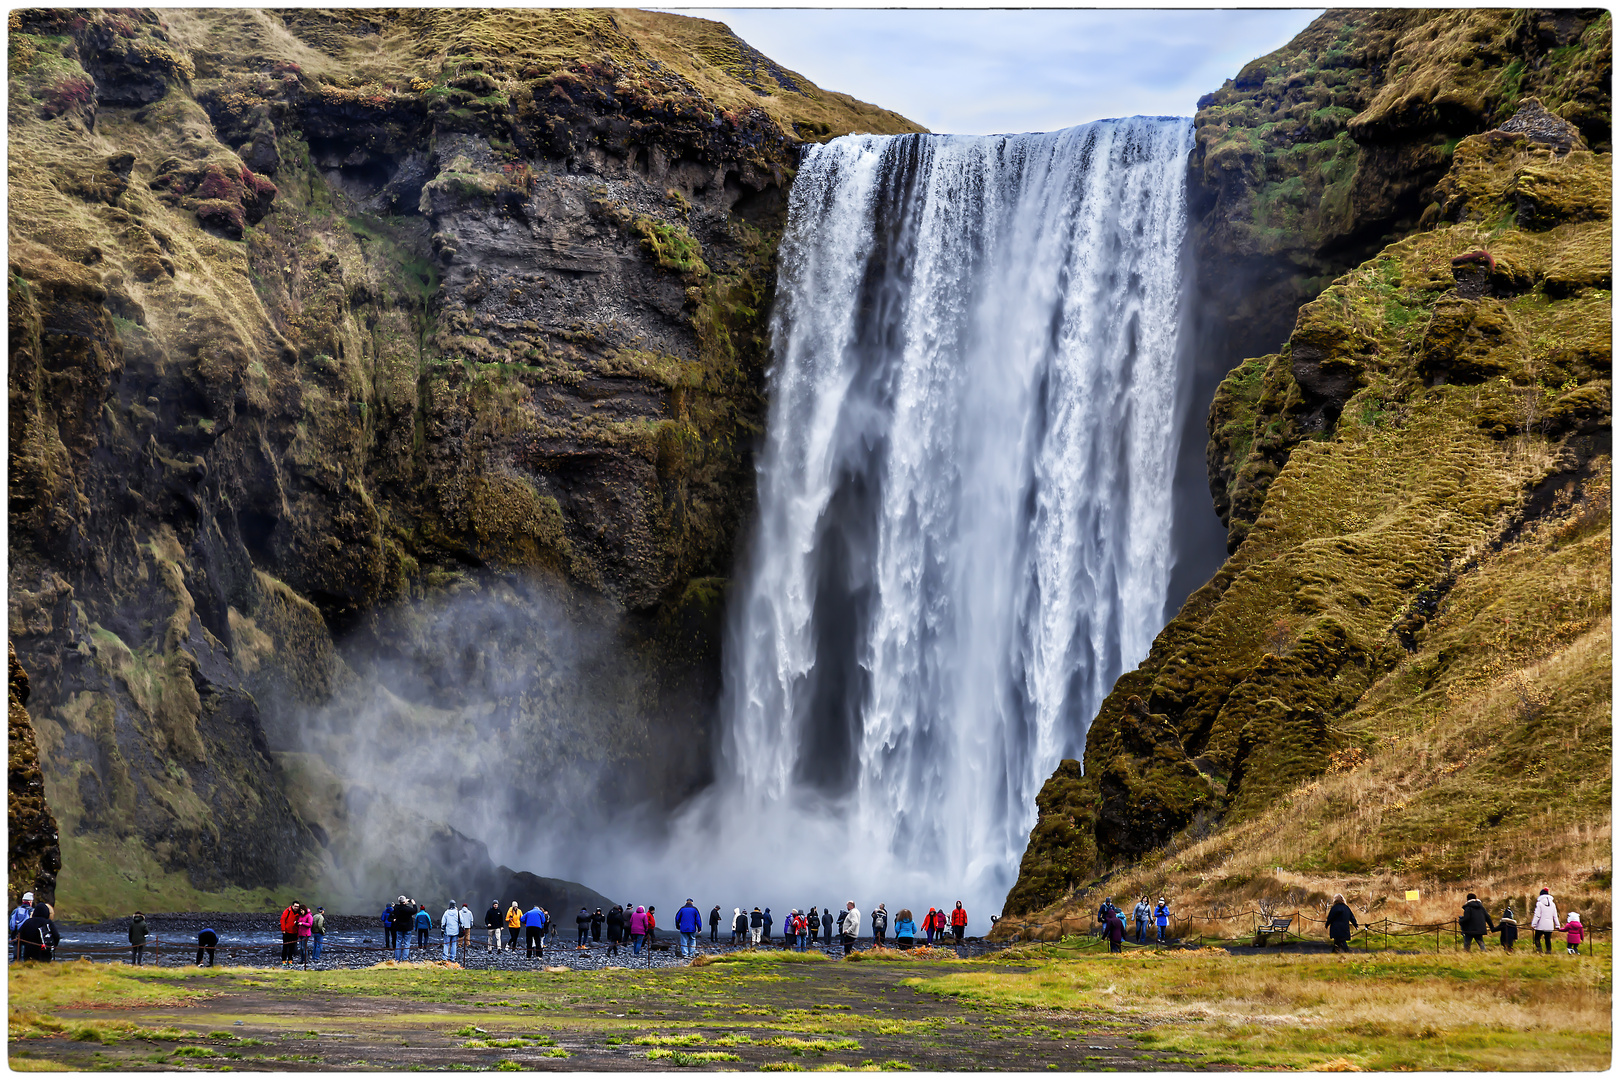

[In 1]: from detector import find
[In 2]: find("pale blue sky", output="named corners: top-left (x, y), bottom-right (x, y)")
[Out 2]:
top-left (669, 9), bottom-right (1324, 135)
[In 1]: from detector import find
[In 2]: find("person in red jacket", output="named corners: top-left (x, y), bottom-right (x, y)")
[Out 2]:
top-left (279, 903), bottom-right (300, 966)
top-left (950, 901), bottom-right (968, 945)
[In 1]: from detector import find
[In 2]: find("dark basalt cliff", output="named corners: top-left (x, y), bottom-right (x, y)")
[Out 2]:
top-left (1004, 9), bottom-right (1611, 923)
top-left (9, 644), bottom-right (62, 909)
top-left (7, 7), bottom-right (921, 917)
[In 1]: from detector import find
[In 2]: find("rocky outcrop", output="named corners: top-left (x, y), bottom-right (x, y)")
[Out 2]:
top-left (8, 8), bottom-right (921, 915)
top-left (1004, 89), bottom-right (1611, 919)
top-left (9, 643), bottom-right (62, 909)
top-left (1189, 11), bottom-right (1610, 551)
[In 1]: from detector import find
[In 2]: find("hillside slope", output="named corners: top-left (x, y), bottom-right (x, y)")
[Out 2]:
top-left (1001, 93), bottom-right (1610, 929)
top-left (7, 7), bottom-right (921, 917)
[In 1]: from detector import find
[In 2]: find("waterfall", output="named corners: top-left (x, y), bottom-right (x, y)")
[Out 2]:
top-left (717, 117), bottom-right (1195, 915)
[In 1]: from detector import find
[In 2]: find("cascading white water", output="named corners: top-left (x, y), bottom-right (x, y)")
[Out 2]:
top-left (718, 117), bottom-right (1195, 916)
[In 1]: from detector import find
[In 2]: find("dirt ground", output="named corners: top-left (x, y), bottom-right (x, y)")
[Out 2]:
top-left (11, 958), bottom-right (1215, 1071)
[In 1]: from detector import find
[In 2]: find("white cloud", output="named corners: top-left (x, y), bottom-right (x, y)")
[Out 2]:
top-left (665, 8), bottom-right (1324, 135)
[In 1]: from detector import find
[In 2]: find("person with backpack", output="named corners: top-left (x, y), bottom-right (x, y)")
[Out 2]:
top-left (606, 904), bottom-right (625, 957)
top-left (806, 908), bottom-right (821, 946)
top-left (872, 904), bottom-right (889, 946)
top-left (950, 902), bottom-right (968, 945)
top-left (17, 904), bottom-right (59, 963)
top-left (196, 926), bottom-right (218, 967)
top-left (750, 906), bottom-right (765, 946)
top-left (731, 907), bottom-right (746, 946)
top-left (894, 908), bottom-right (917, 950)
top-left (1498, 906), bottom-right (1519, 952)
top-left (311, 907), bottom-right (327, 961)
top-left (10, 892), bottom-right (35, 961)
top-left (794, 909), bottom-right (809, 951)
top-left (709, 905), bottom-right (721, 943)
top-left (675, 899), bottom-right (703, 958)
top-left (440, 902), bottom-right (460, 961)
top-left (577, 907), bottom-right (592, 948)
top-left (1132, 897), bottom-right (1151, 945)
top-left (591, 908), bottom-right (605, 943)
top-left (1531, 889), bottom-right (1560, 954)
top-left (130, 911), bottom-right (150, 966)
top-left (1459, 893), bottom-right (1495, 952)
top-left (1154, 898), bottom-right (1171, 944)
top-left (392, 898), bottom-right (415, 961)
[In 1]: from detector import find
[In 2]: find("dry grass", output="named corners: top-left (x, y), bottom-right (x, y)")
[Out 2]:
top-left (916, 948), bottom-right (1611, 1069)
top-left (691, 950), bottom-right (829, 967)
top-left (845, 947), bottom-right (961, 963)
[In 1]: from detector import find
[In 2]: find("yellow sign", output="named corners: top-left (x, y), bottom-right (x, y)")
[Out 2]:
top-left (1405, 890), bottom-right (1420, 902)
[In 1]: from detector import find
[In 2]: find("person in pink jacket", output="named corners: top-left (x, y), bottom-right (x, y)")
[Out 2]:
top-left (1562, 912), bottom-right (1584, 956)
top-left (295, 905), bottom-right (315, 966)
top-left (630, 905), bottom-right (648, 956)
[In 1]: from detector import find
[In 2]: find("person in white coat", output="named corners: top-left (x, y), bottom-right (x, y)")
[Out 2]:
top-left (1530, 889), bottom-right (1560, 954)
top-left (840, 901), bottom-right (861, 956)
top-left (442, 902), bottom-right (462, 961)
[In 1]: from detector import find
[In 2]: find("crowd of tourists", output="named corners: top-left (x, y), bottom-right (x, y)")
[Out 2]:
top-left (1318, 887), bottom-right (1585, 955)
top-left (701, 900), bottom-right (972, 956)
top-left (1094, 896), bottom-right (1174, 951)
top-left (7, 884), bottom-right (1594, 965)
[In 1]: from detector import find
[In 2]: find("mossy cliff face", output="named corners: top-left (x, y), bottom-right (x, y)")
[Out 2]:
top-left (1190, 8), bottom-right (1610, 431)
top-left (9, 643), bottom-right (62, 909)
top-left (7, 7), bottom-right (921, 916)
top-left (1002, 99), bottom-right (1610, 923)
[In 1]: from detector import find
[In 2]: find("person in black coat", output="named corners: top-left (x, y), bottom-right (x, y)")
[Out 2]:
top-left (1498, 907), bottom-right (1519, 952)
top-left (1104, 911), bottom-right (1126, 953)
top-left (17, 905), bottom-right (60, 962)
top-left (1459, 893), bottom-right (1495, 951)
top-left (1326, 894), bottom-right (1358, 953)
top-left (606, 905), bottom-right (625, 957)
top-left (709, 905), bottom-right (720, 943)
top-left (196, 927), bottom-right (219, 967)
top-left (591, 908), bottom-right (605, 942)
top-left (576, 907), bottom-right (592, 948)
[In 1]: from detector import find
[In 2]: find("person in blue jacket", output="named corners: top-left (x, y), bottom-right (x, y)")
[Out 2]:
top-left (382, 902), bottom-right (395, 951)
top-left (1154, 898), bottom-right (1171, 943)
top-left (894, 909), bottom-right (918, 949)
top-left (413, 905), bottom-right (432, 948)
top-left (762, 907), bottom-right (773, 944)
top-left (674, 898), bottom-right (703, 958)
top-left (523, 904), bottom-right (546, 958)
